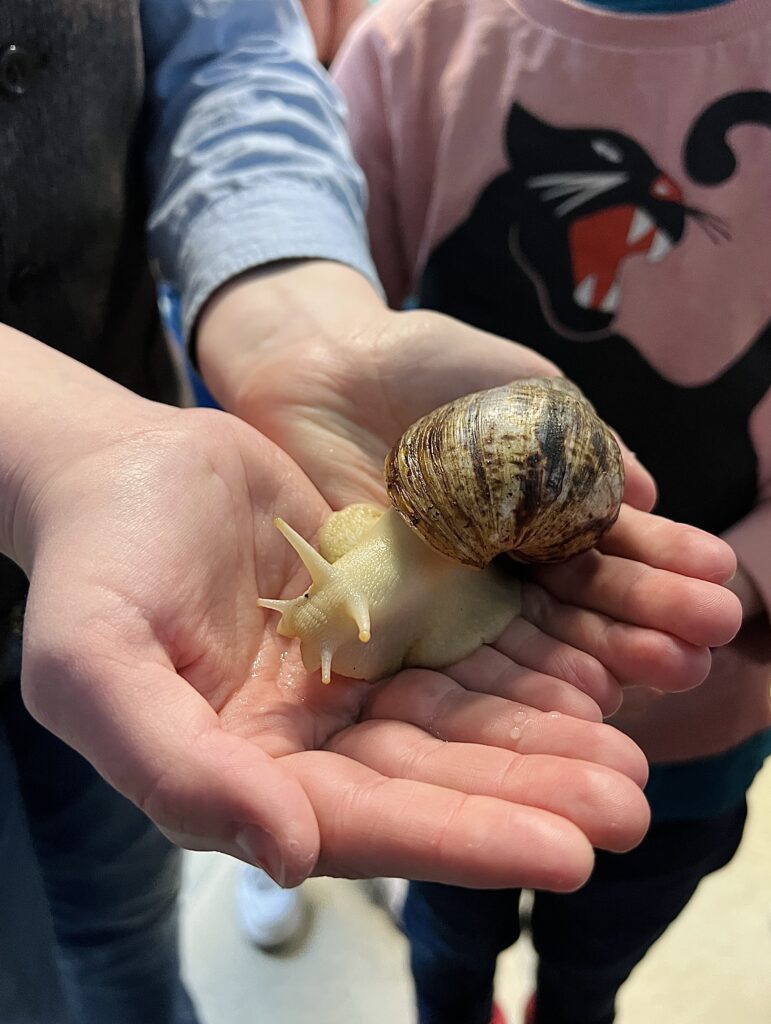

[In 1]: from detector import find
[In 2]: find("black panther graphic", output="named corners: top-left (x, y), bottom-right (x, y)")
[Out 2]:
top-left (420, 92), bottom-right (771, 536)
top-left (497, 104), bottom-right (727, 338)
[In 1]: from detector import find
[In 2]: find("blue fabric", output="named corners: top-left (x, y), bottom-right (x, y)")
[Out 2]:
top-left (583, 0), bottom-right (731, 11)
top-left (0, 636), bottom-right (199, 1024)
top-left (157, 284), bottom-right (219, 408)
top-left (645, 727), bottom-right (771, 821)
top-left (141, 0), bottom-right (380, 344)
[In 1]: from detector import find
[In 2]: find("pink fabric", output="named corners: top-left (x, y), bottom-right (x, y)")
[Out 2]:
top-left (333, 0), bottom-right (771, 759)
top-left (335, 0), bottom-right (771, 382)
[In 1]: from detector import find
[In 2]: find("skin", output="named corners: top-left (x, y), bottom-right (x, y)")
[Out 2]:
top-left (294, 4), bottom-right (769, 772)
top-left (0, 0), bottom-right (750, 916)
top-left (2, 323), bottom-right (740, 892)
top-left (2, 7), bottom-right (756, 926)
top-left (195, 259), bottom-right (746, 884)
top-left (197, 261), bottom-right (741, 704)
top-left (198, 262), bottom-right (659, 512)
top-left (301, 0), bottom-right (368, 65)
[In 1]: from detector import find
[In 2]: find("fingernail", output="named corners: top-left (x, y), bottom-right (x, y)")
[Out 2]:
top-left (236, 825), bottom-right (286, 887)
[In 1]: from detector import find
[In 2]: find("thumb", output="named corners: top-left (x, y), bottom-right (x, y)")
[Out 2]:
top-left (22, 650), bottom-right (320, 888)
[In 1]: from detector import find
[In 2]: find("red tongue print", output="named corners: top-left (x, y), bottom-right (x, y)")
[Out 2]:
top-left (569, 204), bottom-right (672, 314)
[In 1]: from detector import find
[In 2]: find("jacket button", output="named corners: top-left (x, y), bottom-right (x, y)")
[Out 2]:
top-left (0, 44), bottom-right (34, 96)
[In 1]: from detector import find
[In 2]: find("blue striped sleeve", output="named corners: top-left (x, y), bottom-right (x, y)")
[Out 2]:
top-left (141, 0), bottom-right (380, 342)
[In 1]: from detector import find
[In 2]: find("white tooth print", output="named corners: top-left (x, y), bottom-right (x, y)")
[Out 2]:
top-left (647, 230), bottom-right (673, 263)
top-left (627, 208), bottom-right (654, 245)
top-left (573, 275), bottom-right (597, 309)
top-left (600, 281), bottom-right (621, 314)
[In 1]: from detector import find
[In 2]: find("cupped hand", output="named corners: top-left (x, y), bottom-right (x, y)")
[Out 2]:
top-left (198, 266), bottom-right (743, 695)
top-left (17, 403), bottom-right (655, 892)
top-left (530, 504), bottom-right (742, 689)
top-left (201, 279), bottom-right (656, 513)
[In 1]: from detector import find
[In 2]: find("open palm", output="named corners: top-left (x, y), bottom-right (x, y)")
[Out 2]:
top-left (20, 404), bottom-right (664, 891)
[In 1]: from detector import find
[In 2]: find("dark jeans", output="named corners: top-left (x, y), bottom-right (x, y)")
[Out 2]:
top-left (405, 803), bottom-right (747, 1024)
top-left (0, 636), bottom-right (201, 1024)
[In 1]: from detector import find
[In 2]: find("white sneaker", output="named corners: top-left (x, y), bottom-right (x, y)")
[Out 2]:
top-left (370, 877), bottom-right (408, 927)
top-left (235, 865), bottom-right (306, 948)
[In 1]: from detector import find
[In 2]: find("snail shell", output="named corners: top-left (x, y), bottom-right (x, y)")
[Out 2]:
top-left (385, 377), bottom-right (623, 568)
top-left (259, 377), bottom-right (623, 683)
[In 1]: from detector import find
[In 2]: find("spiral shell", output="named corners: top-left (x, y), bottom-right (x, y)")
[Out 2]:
top-left (384, 377), bottom-right (624, 568)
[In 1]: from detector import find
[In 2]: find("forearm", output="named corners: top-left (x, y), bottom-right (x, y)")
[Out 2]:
top-left (197, 260), bottom-right (385, 413)
top-left (0, 325), bottom-right (162, 569)
top-left (142, 0), bottom-right (378, 344)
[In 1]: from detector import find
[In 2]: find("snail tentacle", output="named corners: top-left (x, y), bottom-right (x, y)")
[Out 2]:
top-left (346, 591), bottom-right (372, 643)
top-left (274, 517), bottom-right (335, 587)
top-left (259, 506), bottom-right (520, 683)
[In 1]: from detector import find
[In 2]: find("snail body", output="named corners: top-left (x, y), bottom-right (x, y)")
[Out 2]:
top-left (259, 378), bottom-right (623, 683)
top-left (261, 506), bottom-right (520, 684)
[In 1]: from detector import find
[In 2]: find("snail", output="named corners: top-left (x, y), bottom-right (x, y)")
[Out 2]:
top-left (259, 378), bottom-right (624, 684)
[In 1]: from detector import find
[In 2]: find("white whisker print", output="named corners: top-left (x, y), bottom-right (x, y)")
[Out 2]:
top-left (526, 171), bottom-right (629, 217)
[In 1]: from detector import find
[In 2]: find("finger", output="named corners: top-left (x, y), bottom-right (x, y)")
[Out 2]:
top-left (366, 671), bottom-right (649, 786)
top-left (520, 581), bottom-right (711, 691)
top-left (489, 616), bottom-right (620, 716)
top-left (534, 551), bottom-right (742, 649)
top-left (615, 439), bottom-right (657, 513)
top-left (597, 505), bottom-right (737, 583)
top-left (328, 720), bottom-right (650, 852)
top-left (285, 749), bottom-right (596, 891)
top-left (446, 643), bottom-right (608, 721)
top-left (22, 646), bottom-right (320, 888)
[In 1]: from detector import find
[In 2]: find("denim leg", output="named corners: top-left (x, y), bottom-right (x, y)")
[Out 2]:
top-left (0, 709), bottom-right (77, 1024)
top-left (530, 805), bottom-right (748, 1024)
top-left (5, 680), bottom-right (201, 1024)
top-left (404, 882), bottom-right (522, 1024)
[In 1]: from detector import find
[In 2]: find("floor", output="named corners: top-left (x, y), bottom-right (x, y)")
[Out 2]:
top-left (181, 760), bottom-right (771, 1024)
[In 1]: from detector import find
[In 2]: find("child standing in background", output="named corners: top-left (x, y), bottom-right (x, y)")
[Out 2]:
top-left (332, 0), bottom-right (771, 1021)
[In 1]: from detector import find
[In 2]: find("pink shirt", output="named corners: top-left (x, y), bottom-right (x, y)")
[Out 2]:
top-left (334, 0), bottom-right (771, 760)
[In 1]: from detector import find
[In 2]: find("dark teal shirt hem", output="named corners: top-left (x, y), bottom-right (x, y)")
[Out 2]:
top-left (582, 0), bottom-right (732, 12)
top-left (646, 728), bottom-right (771, 822)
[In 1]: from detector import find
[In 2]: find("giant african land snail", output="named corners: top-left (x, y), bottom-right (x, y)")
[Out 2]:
top-left (259, 378), bottom-right (624, 684)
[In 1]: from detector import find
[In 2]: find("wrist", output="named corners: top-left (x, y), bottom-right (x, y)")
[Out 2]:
top-left (0, 327), bottom-right (168, 572)
top-left (197, 259), bottom-right (388, 414)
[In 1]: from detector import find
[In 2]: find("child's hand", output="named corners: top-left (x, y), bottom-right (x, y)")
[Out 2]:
top-left (198, 261), bottom-right (742, 698)
top-left (15, 396), bottom-right (653, 892)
